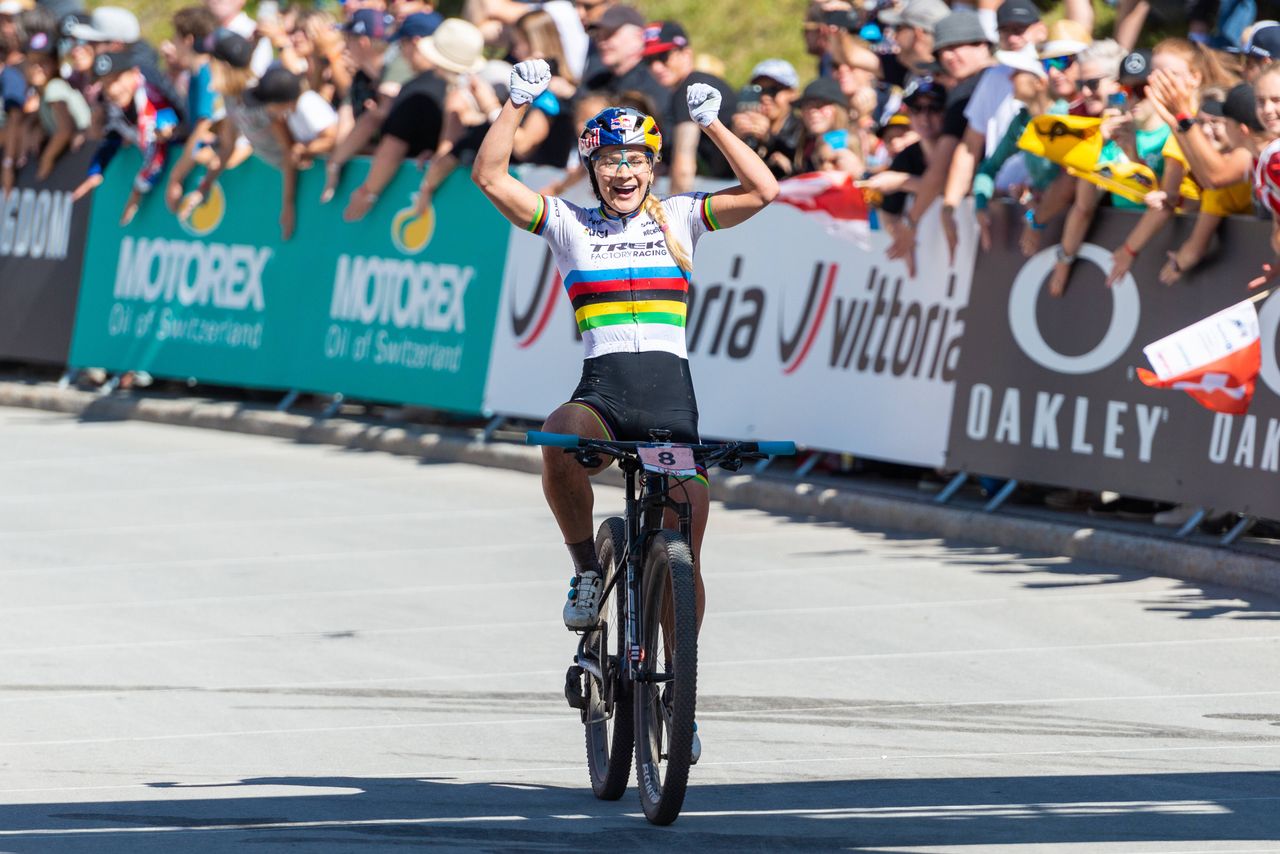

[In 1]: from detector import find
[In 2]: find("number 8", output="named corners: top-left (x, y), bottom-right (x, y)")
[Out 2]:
top-left (658, 451), bottom-right (676, 466)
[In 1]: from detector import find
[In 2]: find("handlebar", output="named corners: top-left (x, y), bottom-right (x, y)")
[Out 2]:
top-left (526, 431), bottom-right (797, 459)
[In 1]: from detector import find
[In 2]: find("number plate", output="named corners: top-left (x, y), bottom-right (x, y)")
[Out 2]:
top-left (637, 445), bottom-right (698, 476)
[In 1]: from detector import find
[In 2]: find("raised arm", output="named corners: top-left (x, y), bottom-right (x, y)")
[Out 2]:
top-left (471, 60), bottom-right (549, 229)
top-left (686, 84), bottom-right (779, 230)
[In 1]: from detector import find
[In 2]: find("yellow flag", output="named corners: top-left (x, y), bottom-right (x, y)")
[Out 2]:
top-left (1018, 115), bottom-right (1105, 172)
top-left (1066, 161), bottom-right (1161, 204)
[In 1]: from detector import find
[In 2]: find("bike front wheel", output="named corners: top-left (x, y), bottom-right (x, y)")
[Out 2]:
top-left (633, 529), bottom-right (698, 825)
top-left (584, 517), bottom-right (633, 800)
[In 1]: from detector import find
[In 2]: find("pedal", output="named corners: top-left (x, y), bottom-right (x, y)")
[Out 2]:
top-left (564, 665), bottom-right (588, 711)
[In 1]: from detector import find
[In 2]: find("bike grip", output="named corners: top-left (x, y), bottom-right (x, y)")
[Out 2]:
top-left (755, 441), bottom-right (797, 456)
top-left (525, 431), bottom-right (581, 448)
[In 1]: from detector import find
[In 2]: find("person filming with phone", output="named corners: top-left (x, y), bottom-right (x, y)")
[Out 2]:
top-left (730, 58), bottom-right (802, 177)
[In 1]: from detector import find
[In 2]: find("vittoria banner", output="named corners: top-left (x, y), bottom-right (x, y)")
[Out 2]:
top-left (0, 147), bottom-right (96, 364)
top-left (945, 204), bottom-right (1280, 519)
top-left (484, 170), bottom-right (974, 467)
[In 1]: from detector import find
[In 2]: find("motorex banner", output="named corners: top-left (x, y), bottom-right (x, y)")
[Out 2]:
top-left (484, 169), bottom-right (973, 467)
top-left (69, 152), bottom-right (509, 412)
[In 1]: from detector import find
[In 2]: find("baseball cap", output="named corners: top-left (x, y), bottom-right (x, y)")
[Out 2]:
top-left (996, 0), bottom-right (1040, 28)
top-left (0, 0), bottom-right (26, 15)
top-left (391, 11), bottom-right (442, 41)
top-left (1224, 83), bottom-right (1264, 131)
top-left (879, 0), bottom-right (949, 34)
top-left (995, 47), bottom-right (1046, 79)
top-left (1039, 19), bottom-right (1091, 58)
top-left (749, 58), bottom-right (799, 89)
top-left (592, 4), bottom-right (644, 36)
top-left (932, 10), bottom-right (992, 51)
top-left (92, 50), bottom-right (138, 78)
top-left (250, 65), bottom-right (303, 104)
top-left (1245, 21), bottom-right (1280, 59)
top-left (902, 75), bottom-right (946, 106)
top-left (797, 76), bottom-right (846, 107)
top-left (1119, 49), bottom-right (1151, 85)
top-left (878, 111), bottom-right (912, 135)
top-left (345, 8), bottom-right (394, 39)
top-left (68, 6), bottom-right (140, 43)
top-left (643, 20), bottom-right (688, 57)
top-left (210, 29), bottom-right (253, 69)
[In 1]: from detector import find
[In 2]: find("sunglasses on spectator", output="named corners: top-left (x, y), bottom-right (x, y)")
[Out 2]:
top-left (754, 83), bottom-right (787, 97)
top-left (645, 51), bottom-right (672, 66)
top-left (905, 102), bottom-right (944, 114)
top-left (1077, 77), bottom-right (1107, 92)
top-left (1040, 55), bottom-right (1075, 73)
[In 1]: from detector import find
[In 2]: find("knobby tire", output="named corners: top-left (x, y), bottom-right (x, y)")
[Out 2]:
top-left (634, 530), bottom-right (697, 825)
top-left (584, 517), bottom-right (633, 800)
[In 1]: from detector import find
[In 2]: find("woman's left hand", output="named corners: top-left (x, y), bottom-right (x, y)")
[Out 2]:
top-left (687, 83), bottom-right (721, 128)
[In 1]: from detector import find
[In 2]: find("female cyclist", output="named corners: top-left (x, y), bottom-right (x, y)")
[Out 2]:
top-left (473, 61), bottom-right (778, 641)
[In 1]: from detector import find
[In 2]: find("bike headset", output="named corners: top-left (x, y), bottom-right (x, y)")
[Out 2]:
top-left (577, 107), bottom-right (663, 221)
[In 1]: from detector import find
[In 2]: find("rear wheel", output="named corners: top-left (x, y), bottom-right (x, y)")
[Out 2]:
top-left (634, 530), bottom-right (698, 825)
top-left (584, 517), bottom-right (633, 800)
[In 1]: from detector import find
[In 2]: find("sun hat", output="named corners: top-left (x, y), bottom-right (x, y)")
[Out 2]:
top-left (67, 6), bottom-right (140, 43)
top-left (417, 17), bottom-right (485, 75)
top-left (1039, 19), bottom-right (1092, 59)
top-left (996, 46), bottom-right (1047, 79)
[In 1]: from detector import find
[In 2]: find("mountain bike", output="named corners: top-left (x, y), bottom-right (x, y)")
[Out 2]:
top-left (526, 430), bottom-right (796, 825)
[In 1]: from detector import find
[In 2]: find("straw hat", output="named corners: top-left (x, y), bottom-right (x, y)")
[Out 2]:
top-left (1039, 19), bottom-right (1092, 59)
top-left (417, 17), bottom-right (486, 75)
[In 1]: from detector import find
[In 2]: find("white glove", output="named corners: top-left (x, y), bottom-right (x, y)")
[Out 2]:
top-left (686, 82), bottom-right (722, 128)
top-left (509, 59), bottom-right (552, 106)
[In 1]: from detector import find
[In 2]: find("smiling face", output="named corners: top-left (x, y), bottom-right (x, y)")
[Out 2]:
top-left (592, 144), bottom-right (653, 214)
top-left (1257, 68), bottom-right (1280, 136)
top-left (799, 100), bottom-right (839, 134)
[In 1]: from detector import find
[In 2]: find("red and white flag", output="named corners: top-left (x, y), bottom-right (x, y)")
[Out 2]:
top-left (1136, 298), bottom-right (1261, 415)
top-left (774, 171), bottom-right (871, 248)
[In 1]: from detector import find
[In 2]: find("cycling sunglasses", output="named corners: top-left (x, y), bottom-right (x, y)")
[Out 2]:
top-left (1041, 55), bottom-right (1075, 73)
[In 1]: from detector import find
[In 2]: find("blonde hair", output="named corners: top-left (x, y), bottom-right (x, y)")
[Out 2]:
top-left (643, 195), bottom-right (692, 273)
top-left (1153, 37), bottom-right (1240, 90)
top-left (211, 61), bottom-right (255, 98)
top-left (515, 10), bottom-right (577, 86)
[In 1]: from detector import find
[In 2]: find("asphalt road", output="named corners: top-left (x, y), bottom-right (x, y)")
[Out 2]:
top-left (1, 406), bottom-right (1279, 853)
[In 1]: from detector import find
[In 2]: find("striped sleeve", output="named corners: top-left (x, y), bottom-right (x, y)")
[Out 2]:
top-left (699, 193), bottom-right (722, 232)
top-left (526, 194), bottom-right (551, 235)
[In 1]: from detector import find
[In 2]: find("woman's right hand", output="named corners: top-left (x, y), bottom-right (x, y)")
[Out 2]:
top-left (509, 60), bottom-right (552, 106)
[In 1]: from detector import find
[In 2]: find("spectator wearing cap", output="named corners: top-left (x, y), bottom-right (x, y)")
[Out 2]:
top-left (318, 8), bottom-right (399, 203)
top-left (73, 50), bottom-right (181, 225)
top-left (886, 9), bottom-right (992, 273)
top-left (379, 11), bottom-right (443, 95)
top-left (0, 2), bottom-right (22, 43)
top-left (205, 0), bottom-right (272, 76)
top-left (66, 5), bottom-right (159, 67)
top-left (1241, 22), bottom-right (1280, 84)
top-left (643, 19), bottom-right (737, 192)
top-left (1155, 79), bottom-right (1263, 196)
top-left (0, 28), bottom-right (23, 194)
top-left (731, 58), bottom-right (802, 178)
top-left (992, 0), bottom-right (1045, 53)
top-left (878, 0), bottom-right (948, 77)
top-left (794, 77), bottom-right (850, 174)
top-left (878, 111), bottom-right (917, 158)
top-left (859, 77), bottom-right (946, 220)
top-left (343, 17), bottom-right (485, 222)
top-left (580, 5), bottom-right (667, 111)
top-left (23, 29), bottom-right (90, 179)
top-left (164, 6), bottom-right (222, 211)
top-left (1039, 19), bottom-right (1090, 104)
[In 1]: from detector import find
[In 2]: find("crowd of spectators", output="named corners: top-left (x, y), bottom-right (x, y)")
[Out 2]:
top-left (2, 0), bottom-right (1280, 528)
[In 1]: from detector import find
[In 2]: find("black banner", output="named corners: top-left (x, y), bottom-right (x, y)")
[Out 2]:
top-left (946, 203), bottom-right (1280, 519)
top-left (0, 147), bottom-right (95, 365)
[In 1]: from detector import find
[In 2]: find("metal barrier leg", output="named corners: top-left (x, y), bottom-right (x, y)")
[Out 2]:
top-left (277, 389), bottom-right (300, 412)
top-left (320, 393), bottom-right (345, 419)
top-left (794, 452), bottom-right (824, 480)
top-left (57, 368), bottom-right (79, 390)
top-left (934, 472), bottom-right (969, 505)
top-left (1174, 507), bottom-right (1207, 539)
top-left (482, 416), bottom-right (505, 443)
top-left (1221, 516), bottom-right (1255, 546)
top-left (983, 479), bottom-right (1019, 513)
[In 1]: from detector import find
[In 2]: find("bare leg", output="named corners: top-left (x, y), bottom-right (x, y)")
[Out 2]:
top-left (540, 403), bottom-right (612, 546)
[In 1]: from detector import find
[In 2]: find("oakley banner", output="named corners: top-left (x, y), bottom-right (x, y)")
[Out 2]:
top-left (0, 147), bottom-right (96, 365)
top-left (485, 169), bottom-right (974, 467)
top-left (945, 204), bottom-right (1280, 519)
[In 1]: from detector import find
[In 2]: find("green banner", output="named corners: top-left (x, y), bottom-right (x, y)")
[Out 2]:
top-left (69, 152), bottom-right (510, 413)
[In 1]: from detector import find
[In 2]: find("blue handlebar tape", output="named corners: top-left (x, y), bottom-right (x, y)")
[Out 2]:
top-left (525, 431), bottom-right (581, 448)
top-left (756, 441), bottom-right (797, 456)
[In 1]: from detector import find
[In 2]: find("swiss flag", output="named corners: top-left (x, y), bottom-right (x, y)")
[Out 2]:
top-left (775, 172), bottom-right (871, 247)
top-left (1137, 299), bottom-right (1262, 415)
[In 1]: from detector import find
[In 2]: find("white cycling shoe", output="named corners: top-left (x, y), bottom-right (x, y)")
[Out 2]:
top-left (562, 570), bottom-right (603, 629)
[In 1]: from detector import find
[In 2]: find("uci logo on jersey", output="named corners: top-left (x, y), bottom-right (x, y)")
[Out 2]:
top-left (390, 195), bottom-right (436, 255)
top-left (179, 181), bottom-right (226, 237)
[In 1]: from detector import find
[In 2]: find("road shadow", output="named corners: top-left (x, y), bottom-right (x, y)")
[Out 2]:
top-left (1, 770), bottom-right (1277, 852)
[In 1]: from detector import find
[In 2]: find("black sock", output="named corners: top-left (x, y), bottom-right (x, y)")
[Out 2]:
top-left (567, 538), bottom-right (601, 576)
